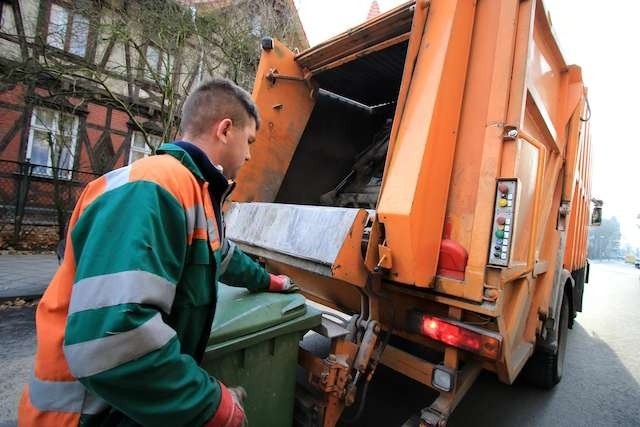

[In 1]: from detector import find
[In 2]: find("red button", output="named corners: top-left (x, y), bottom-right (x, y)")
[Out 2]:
top-left (498, 183), bottom-right (509, 194)
top-left (496, 216), bottom-right (506, 225)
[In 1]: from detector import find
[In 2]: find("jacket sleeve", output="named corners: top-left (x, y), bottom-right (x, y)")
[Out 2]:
top-left (218, 239), bottom-right (270, 291)
top-left (63, 180), bottom-right (221, 426)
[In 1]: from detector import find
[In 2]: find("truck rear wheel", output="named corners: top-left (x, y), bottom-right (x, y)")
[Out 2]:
top-left (522, 293), bottom-right (569, 389)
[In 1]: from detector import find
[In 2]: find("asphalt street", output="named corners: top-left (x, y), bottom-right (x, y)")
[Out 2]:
top-left (0, 305), bottom-right (36, 427)
top-left (0, 262), bottom-right (638, 426)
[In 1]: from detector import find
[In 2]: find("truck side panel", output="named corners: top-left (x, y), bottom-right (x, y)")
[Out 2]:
top-left (376, 0), bottom-right (476, 287)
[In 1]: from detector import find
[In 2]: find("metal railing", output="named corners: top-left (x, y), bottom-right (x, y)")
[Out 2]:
top-left (0, 159), bottom-right (100, 250)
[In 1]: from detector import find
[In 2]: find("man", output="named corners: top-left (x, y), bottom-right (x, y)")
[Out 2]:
top-left (18, 79), bottom-right (296, 426)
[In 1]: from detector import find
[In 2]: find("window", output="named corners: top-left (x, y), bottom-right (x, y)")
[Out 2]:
top-left (143, 44), bottom-right (172, 81)
top-left (250, 15), bottom-right (262, 37)
top-left (0, 2), bottom-right (16, 35)
top-left (145, 45), bottom-right (160, 79)
top-left (46, 3), bottom-right (89, 57)
top-left (69, 14), bottom-right (89, 56)
top-left (26, 107), bottom-right (79, 180)
top-left (128, 131), bottom-right (161, 164)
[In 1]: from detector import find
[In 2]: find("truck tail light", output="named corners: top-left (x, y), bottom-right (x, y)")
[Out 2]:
top-left (407, 311), bottom-right (502, 360)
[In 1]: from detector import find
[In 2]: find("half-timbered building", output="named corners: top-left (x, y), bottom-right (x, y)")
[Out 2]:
top-left (0, 0), bottom-right (307, 249)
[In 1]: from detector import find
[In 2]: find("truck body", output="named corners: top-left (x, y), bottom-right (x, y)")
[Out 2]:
top-left (226, 0), bottom-right (593, 424)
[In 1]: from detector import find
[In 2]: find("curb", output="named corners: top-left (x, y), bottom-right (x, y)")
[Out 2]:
top-left (0, 292), bottom-right (43, 303)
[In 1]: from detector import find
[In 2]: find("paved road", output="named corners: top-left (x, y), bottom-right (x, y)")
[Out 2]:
top-left (0, 254), bottom-right (58, 301)
top-left (346, 261), bottom-right (640, 427)
top-left (0, 305), bottom-right (36, 427)
top-left (0, 262), bottom-right (638, 426)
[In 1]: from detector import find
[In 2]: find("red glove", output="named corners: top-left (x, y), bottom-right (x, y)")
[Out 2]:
top-left (268, 274), bottom-right (300, 293)
top-left (204, 384), bottom-right (247, 427)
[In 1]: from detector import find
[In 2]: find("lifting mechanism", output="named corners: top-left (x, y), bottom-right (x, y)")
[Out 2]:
top-left (290, 270), bottom-right (488, 427)
top-left (296, 272), bottom-right (386, 427)
top-left (227, 201), bottom-right (489, 426)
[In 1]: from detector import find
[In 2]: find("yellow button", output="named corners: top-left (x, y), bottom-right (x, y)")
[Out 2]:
top-left (499, 199), bottom-right (508, 207)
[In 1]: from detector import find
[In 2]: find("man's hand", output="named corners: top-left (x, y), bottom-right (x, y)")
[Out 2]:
top-left (268, 274), bottom-right (300, 293)
top-left (204, 384), bottom-right (247, 427)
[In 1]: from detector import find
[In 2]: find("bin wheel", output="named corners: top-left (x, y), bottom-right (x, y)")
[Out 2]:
top-left (419, 409), bottom-right (448, 427)
top-left (401, 410), bottom-right (447, 427)
top-left (522, 293), bottom-right (569, 389)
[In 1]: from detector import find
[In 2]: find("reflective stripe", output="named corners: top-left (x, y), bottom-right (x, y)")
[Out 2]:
top-left (84, 392), bottom-right (109, 414)
top-left (104, 166), bottom-right (131, 192)
top-left (69, 271), bottom-right (176, 315)
top-left (64, 313), bottom-right (176, 378)
top-left (29, 376), bottom-right (108, 414)
top-left (219, 240), bottom-right (236, 275)
top-left (207, 218), bottom-right (219, 243)
top-left (185, 205), bottom-right (207, 232)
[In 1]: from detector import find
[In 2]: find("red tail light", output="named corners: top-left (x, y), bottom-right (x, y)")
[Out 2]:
top-left (407, 311), bottom-right (502, 360)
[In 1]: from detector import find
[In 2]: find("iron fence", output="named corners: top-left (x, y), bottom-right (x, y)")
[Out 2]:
top-left (0, 159), bottom-right (100, 249)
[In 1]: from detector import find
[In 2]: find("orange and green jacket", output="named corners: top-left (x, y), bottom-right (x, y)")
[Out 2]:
top-left (18, 143), bottom-right (270, 426)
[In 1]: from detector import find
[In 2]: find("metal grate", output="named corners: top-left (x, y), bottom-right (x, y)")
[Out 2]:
top-left (0, 159), bottom-right (99, 249)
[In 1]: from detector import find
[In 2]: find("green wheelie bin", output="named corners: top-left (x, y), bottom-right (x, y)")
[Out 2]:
top-left (202, 284), bottom-right (321, 427)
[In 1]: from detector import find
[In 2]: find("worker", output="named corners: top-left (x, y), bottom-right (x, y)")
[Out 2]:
top-left (18, 78), bottom-right (297, 427)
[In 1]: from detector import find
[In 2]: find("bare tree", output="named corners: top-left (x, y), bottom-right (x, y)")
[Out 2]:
top-left (1, 0), bottom-right (305, 246)
top-left (1, 0), bottom-right (305, 152)
top-left (588, 217), bottom-right (622, 259)
top-left (192, 0), bottom-right (309, 89)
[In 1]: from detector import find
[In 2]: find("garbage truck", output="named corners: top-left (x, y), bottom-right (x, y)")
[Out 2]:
top-left (222, 0), bottom-right (595, 425)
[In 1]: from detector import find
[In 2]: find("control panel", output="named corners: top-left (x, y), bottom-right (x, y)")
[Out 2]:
top-left (488, 179), bottom-right (517, 267)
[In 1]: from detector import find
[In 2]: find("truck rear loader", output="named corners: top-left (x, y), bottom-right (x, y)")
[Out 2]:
top-left (225, 0), bottom-right (596, 425)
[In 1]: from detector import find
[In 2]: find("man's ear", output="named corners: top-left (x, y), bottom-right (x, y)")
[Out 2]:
top-left (215, 118), bottom-right (233, 144)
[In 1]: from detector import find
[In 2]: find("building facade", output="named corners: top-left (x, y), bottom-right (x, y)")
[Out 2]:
top-left (0, 0), bottom-right (307, 249)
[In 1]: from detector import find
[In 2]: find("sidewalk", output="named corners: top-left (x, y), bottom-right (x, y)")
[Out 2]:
top-left (0, 254), bottom-right (59, 301)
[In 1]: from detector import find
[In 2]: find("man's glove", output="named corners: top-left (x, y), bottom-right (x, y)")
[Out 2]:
top-left (204, 383), bottom-right (247, 427)
top-left (268, 274), bottom-right (300, 293)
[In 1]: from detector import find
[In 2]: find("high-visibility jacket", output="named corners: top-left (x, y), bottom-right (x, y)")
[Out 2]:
top-left (18, 143), bottom-right (270, 426)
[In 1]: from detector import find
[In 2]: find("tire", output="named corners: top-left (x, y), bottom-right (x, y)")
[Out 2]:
top-left (522, 293), bottom-right (569, 389)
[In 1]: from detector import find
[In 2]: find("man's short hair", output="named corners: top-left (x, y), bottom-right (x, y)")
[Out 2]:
top-left (180, 78), bottom-right (260, 137)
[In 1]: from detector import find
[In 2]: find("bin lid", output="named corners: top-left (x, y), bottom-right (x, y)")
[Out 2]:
top-left (210, 284), bottom-right (308, 344)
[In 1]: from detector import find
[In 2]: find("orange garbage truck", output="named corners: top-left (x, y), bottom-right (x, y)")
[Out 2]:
top-left (225, 0), bottom-right (595, 425)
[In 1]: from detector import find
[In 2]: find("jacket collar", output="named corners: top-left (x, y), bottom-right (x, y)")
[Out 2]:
top-left (156, 142), bottom-right (205, 181)
top-left (157, 141), bottom-right (232, 199)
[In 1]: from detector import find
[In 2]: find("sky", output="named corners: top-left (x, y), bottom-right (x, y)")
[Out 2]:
top-left (295, 0), bottom-right (640, 248)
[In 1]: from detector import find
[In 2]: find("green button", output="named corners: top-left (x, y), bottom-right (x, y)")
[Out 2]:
top-left (495, 230), bottom-right (505, 239)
